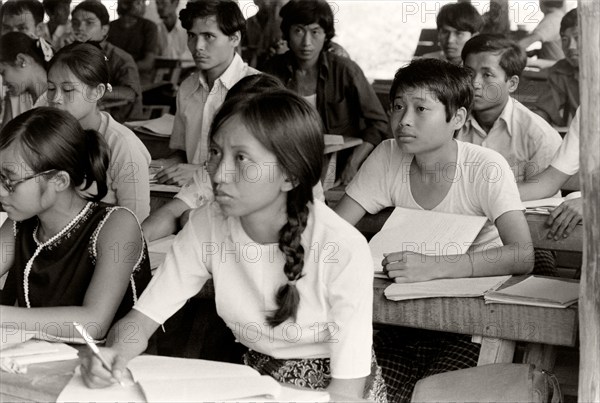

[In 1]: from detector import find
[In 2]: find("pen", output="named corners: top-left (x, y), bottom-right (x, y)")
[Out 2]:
top-left (72, 322), bottom-right (125, 387)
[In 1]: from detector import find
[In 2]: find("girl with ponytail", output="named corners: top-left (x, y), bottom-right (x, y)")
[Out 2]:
top-left (47, 42), bottom-right (151, 220)
top-left (80, 90), bottom-right (386, 401)
top-left (0, 107), bottom-right (151, 340)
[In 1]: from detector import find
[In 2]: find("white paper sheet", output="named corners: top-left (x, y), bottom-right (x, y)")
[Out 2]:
top-left (369, 207), bottom-right (487, 271)
top-left (384, 276), bottom-right (510, 301)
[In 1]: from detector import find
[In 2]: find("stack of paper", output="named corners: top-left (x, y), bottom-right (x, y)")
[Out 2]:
top-left (58, 355), bottom-right (330, 402)
top-left (324, 134), bottom-right (344, 145)
top-left (126, 114), bottom-right (174, 137)
top-left (484, 276), bottom-right (579, 308)
top-left (384, 276), bottom-right (510, 301)
top-left (522, 192), bottom-right (581, 215)
top-left (368, 207), bottom-right (488, 275)
top-left (1, 339), bottom-right (78, 374)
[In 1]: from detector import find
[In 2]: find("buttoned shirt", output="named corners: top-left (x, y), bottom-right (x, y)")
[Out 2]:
top-left (457, 98), bottom-right (562, 183)
top-left (169, 53), bottom-right (259, 164)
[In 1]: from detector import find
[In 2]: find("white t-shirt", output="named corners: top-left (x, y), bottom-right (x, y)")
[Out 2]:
top-left (99, 111), bottom-right (152, 220)
top-left (174, 166), bottom-right (325, 208)
top-left (346, 139), bottom-right (524, 253)
top-left (134, 199), bottom-right (373, 379)
top-left (551, 107), bottom-right (580, 176)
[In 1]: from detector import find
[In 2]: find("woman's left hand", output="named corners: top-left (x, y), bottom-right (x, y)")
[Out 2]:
top-left (382, 251), bottom-right (439, 283)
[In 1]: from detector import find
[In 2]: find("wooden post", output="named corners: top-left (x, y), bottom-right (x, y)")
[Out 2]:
top-left (577, 1), bottom-right (600, 402)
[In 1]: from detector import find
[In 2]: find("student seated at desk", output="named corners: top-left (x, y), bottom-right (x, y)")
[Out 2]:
top-left (520, 106), bottom-right (582, 240)
top-left (457, 34), bottom-right (562, 275)
top-left (47, 43), bottom-right (151, 220)
top-left (0, 32), bottom-right (52, 126)
top-left (153, 0), bottom-right (259, 187)
top-left (420, 2), bottom-right (483, 65)
top-left (81, 91), bottom-right (387, 402)
top-left (265, 0), bottom-right (389, 185)
top-left (0, 108), bottom-right (151, 340)
top-left (518, 0), bottom-right (565, 63)
top-left (143, 74), bottom-right (325, 242)
top-left (71, 0), bottom-right (144, 122)
top-left (532, 8), bottom-right (580, 127)
top-left (107, 0), bottom-right (159, 85)
top-left (41, 0), bottom-right (74, 50)
top-left (155, 0), bottom-right (192, 60)
top-left (334, 59), bottom-right (533, 402)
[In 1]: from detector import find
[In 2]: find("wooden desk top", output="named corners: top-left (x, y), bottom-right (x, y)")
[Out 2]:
top-left (373, 277), bottom-right (578, 347)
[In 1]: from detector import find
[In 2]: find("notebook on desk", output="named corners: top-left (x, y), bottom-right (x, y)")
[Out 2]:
top-left (484, 276), bottom-right (579, 308)
top-left (368, 207), bottom-right (487, 275)
top-left (126, 114), bottom-right (174, 137)
top-left (57, 356), bottom-right (330, 402)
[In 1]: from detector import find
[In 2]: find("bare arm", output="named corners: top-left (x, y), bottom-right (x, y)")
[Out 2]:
top-left (80, 309), bottom-right (160, 388)
top-left (327, 377), bottom-right (367, 399)
top-left (340, 142), bottom-right (375, 185)
top-left (0, 218), bottom-right (14, 278)
top-left (518, 165), bottom-right (572, 201)
top-left (518, 32), bottom-right (543, 51)
top-left (0, 209), bottom-right (144, 339)
top-left (141, 198), bottom-right (190, 242)
top-left (385, 210), bottom-right (534, 282)
top-left (136, 51), bottom-right (156, 75)
top-left (333, 194), bottom-right (368, 226)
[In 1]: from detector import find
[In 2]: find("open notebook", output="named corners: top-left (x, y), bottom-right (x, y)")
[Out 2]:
top-left (369, 207), bottom-right (487, 275)
top-left (57, 356), bottom-right (329, 402)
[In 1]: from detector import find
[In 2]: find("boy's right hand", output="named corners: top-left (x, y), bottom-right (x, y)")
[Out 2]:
top-left (79, 347), bottom-right (129, 389)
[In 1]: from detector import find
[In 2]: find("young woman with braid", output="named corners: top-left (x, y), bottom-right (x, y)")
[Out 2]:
top-left (80, 90), bottom-right (387, 401)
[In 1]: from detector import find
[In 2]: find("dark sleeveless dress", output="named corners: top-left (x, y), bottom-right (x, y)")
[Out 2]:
top-left (0, 202), bottom-right (151, 324)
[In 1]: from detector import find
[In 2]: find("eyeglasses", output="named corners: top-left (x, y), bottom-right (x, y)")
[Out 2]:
top-left (0, 169), bottom-right (57, 193)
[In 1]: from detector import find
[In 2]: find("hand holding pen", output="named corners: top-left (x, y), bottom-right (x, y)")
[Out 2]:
top-left (74, 322), bottom-right (128, 388)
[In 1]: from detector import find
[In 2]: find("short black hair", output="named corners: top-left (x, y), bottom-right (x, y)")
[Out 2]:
top-left (540, 0), bottom-right (565, 10)
top-left (461, 34), bottom-right (526, 78)
top-left (436, 2), bottom-right (484, 34)
top-left (179, 0), bottom-right (245, 38)
top-left (0, 0), bottom-right (45, 25)
top-left (280, 0), bottom-right (335, 48)
top-left (42, 0), bottom-right (71, 15)
top-left (560, 8), bottom-right (577, 35)
top-left (72, 0), bottom-right (110, 26)
top-left (389, 58), bottom-right (474, 122)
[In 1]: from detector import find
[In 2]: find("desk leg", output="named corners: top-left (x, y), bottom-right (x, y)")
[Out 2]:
top-left (478, 337), bottom-right (516, 365)
top-left (523, 343), bottom-right (557, 371)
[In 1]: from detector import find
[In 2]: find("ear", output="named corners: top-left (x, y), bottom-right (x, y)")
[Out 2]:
top-left (15, 53), bottom-right (29, 67)
top-left (49, 171), bottom-right (72, 193)
top-left (280, 175), bottom-right (296, 193)
top-left (100, 25), bottom-right (110, 39)
top-left (91, 83), bottom-right (106, 101)
top-left (35, 22), bottom-right (45, 39)
top-left (507, 75), bottom-right (519, 94)
top-left (451, 106), bottom-right (468, 130)
top-left (229, 31), bottom-right (241, 48)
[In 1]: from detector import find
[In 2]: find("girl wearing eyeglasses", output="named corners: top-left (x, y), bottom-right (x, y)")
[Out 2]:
top-left (0, 107), bottom-right (151, 340)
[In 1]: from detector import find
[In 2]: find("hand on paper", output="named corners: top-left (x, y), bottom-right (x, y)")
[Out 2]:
top-left (546, 197), bottom-right (582, 240)
top-left (155, 163), bottom-right (200, 186)
top-left (382, 251), bottom-right (438, 283)
top-left (79, 347), bottom-right (128, 388)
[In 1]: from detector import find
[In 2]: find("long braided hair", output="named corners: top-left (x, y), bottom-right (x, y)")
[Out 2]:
top-left (209, 89), bottom-right (324, 327)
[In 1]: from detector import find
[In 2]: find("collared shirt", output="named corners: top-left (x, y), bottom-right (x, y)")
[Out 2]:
top-left (157, 19), bottom-right (192, 60)
top-left (534, 59), bottom-right (579, 127)
top-left (456, 97), bottom-right (562, 183)
top-left (551, 107), bottom-right (580, 176)
top-left (169, 53), bottom-right (259, 164)
top-left (265, 51), bottom-right (390, 147)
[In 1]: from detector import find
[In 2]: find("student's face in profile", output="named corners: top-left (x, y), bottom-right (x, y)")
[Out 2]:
top-left (0, 61), bottom-right (29, 96)
top-left (0, 145), bottom-right (47, 222)
top-left (187, 16), bottom-right (240, 76)
top-left (1, 11), bottom-right (39, 38)
top-left (390, 86), bottom-right (463, 155)
top-left (206, 114), bottom-right (291, 222)
top-left (288, 23), bottom-right (326, 64)
top-left (465, 51), bottom-right (517, 113)
top-left (438, 25), bottom-right (474, 64)
top-left (72, 10), bottom-right (108, 42)
top-left (561, 27), bottom-right (579, 67)
top-left (47, 64), bottom-right (100, 122)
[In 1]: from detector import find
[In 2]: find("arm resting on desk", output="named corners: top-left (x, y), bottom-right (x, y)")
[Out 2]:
top-left (519, 165), bottom-right (572, 201)
top-left (142, 198), bottom-right (190, 242)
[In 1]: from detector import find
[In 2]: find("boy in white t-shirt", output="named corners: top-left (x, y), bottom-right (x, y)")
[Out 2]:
top-left (519, 106), bottom-right (582, 240)
top-left (335, 58), bottom-right (533, 402)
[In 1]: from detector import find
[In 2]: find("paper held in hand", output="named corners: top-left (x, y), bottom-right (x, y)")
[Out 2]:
top-left (368, 207), bottom-right (487, 275)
